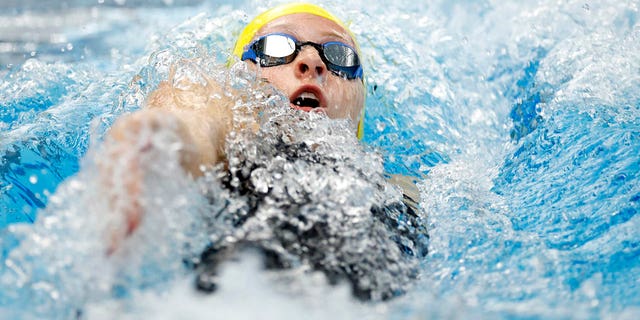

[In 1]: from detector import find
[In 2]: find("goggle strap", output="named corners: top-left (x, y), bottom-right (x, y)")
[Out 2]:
top-left (241, 49), bottom-right (257, 62)
top-left (354, 66), bottom-right (363, 79)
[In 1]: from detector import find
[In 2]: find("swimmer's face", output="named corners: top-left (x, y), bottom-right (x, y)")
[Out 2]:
top-left (246, 13), bottom-right (365, 130)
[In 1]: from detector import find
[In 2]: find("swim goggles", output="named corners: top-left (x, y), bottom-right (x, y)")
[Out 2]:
top-left (241, 33), bottom-right (363, 80)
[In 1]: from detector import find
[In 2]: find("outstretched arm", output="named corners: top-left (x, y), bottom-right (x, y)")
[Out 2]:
top-left (100, 73), bottom-right (236, 253)
top-left (141, 79), bottom-right (233, 176)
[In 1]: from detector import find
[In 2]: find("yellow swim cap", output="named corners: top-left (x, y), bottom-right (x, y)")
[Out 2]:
top-left (232, 3), bottom-right (365, 140)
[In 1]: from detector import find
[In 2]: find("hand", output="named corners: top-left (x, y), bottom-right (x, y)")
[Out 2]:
top-left (98, 74), bottom-right (240, 254)
top-left (98, 110), bottom-right (180, 254)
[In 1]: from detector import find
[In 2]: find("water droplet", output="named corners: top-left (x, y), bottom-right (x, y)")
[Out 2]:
top-left (29, 175), bottom-right (38, 184)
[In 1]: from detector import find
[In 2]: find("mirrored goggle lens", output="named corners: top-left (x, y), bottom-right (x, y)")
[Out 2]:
top-left (258, 34), bottom-right (295, 58)
top-left (323, 42), bottom-right (360, 67)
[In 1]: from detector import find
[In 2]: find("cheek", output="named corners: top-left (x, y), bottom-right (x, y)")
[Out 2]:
top-left (256, 66), bottom-right (291, 91)
top-left (342, 82), bottom-right (365, 121)
top-left (324, 81), bottom-right (364, 122)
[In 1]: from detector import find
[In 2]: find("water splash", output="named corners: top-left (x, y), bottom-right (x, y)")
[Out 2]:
top-left (1, 0), bottom-right (639, 319)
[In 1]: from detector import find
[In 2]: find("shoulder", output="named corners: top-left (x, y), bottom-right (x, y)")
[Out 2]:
top-left (386, 174), bottom-right (421, 215)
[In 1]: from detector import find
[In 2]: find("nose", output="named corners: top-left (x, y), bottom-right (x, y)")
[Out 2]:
top-left (294, 47), bottom-right (327, 80)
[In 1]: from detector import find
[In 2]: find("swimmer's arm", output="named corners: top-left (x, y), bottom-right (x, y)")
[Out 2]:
top-left (108, 80), bottom-right (235, 177)
top-left (146, 79), bottom-right (236, 175)
top-left (387, 174), bottom-right (421, 214)
top-left (100, 80), bottom-right (235, 253)
top-left (106, 110), bottom-right (225, 176)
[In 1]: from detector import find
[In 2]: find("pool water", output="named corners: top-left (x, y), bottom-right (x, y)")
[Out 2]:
top-left (1, 0), bottom-right (639, 319)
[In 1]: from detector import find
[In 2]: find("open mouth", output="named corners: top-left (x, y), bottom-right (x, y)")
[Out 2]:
top-left (291, 92), bottom-right (321, 109)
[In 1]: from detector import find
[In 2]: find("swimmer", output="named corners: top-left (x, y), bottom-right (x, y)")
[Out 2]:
top-left (104, 3), bottom-right (366, 240)
top-left (101, 3), bottom-right (426, 300)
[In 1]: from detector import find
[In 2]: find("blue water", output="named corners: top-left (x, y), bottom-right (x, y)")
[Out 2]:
top-left (1, 0), bottom-right (639, 319)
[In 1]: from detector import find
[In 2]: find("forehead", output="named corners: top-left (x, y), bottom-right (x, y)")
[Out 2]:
top-left (255, 13), bottom-right (355, 46)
